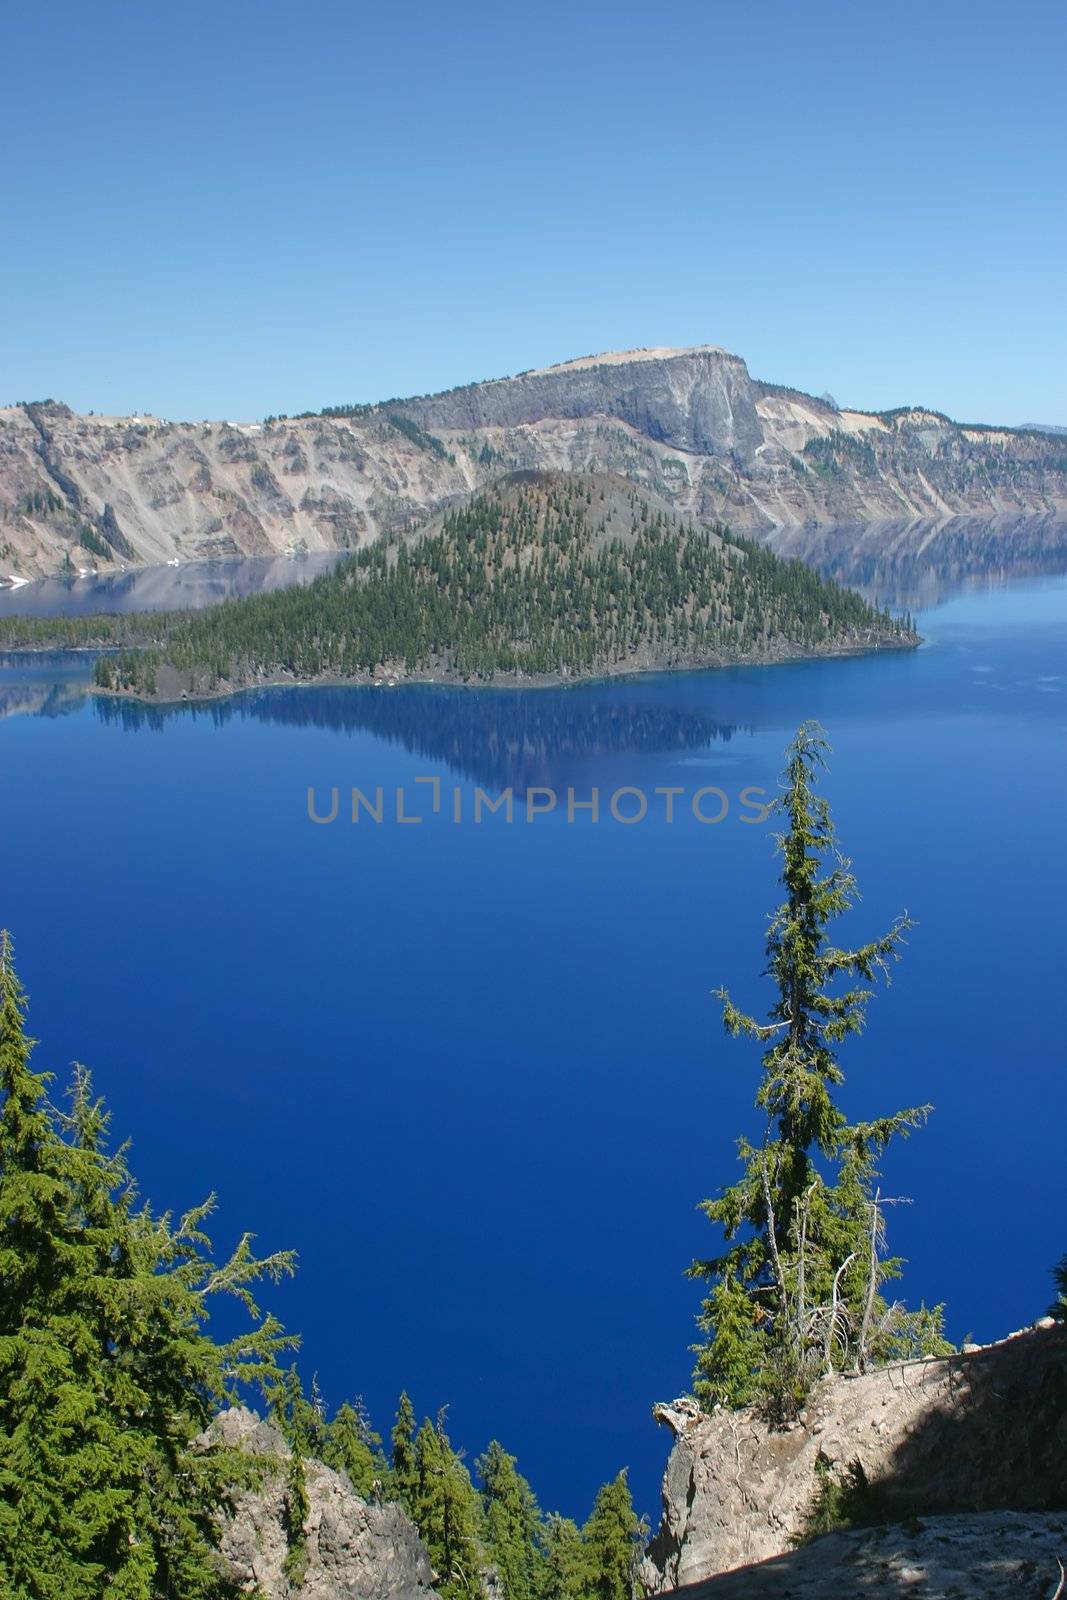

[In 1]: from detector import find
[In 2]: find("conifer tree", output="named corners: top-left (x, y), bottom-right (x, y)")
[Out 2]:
top-left (477, 1440), bottom-right (545, 1600)
top-left (322, 1399), bottom-right (387, 1500)
top-left (411, 1412), bottom-right (484, 1600)
top-left (689, 727), bottom-right (949, 1414)
top-left (391, 1390), bottom-right (418, 1508)
top-left (270, 1365), bottom-right (322, 1586)
top-left (581, 1473), bottom-right (642, 1600)
top-left (542, 1514), bottom-right (584, 1600)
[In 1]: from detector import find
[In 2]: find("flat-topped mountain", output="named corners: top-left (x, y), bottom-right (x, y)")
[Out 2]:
top-left (2, 348), bottom-right (1066, 578)
top-left (389, 346), bottom-right (763, 459)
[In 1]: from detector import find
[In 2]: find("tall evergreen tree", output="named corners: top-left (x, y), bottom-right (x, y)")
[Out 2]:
top-left (269, 1364), bottom-right (323, 1586)
top-left (689, 726), bottom-right (949, 1414)
top-left (411, 1412), bottom-right (484, 1600)
top-left (477, 1440), bottom-right (545, 1600)
top-left (0, 930), bottom-right (297, 1599)
top-left (581, 1473), bottom-right (642, 1600)
top-left (391, 1390), bottom-right (418, 1508)
top-left (542, 1514), bottom-right (584, 1600)
top-left (322, 1398), bottom-right (387, 1500)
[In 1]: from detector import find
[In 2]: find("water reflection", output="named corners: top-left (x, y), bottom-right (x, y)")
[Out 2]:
top-left (0, 551), bottom-right (343, 620)
top-left (93, 684), bottom-right (745, 789)
top-left (0, 652), bottom-right (95, 721)
top-left (768, 515), bottom-right (1067, 608)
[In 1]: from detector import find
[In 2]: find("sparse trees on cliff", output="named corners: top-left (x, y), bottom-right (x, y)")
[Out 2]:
top-left (322, 1398), bottom-right (388, 1499)
top-left (689, 724), bottom-right (950, 1416)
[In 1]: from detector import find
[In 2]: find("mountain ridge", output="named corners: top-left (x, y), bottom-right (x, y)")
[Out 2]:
top-left (2, 346), bottom-right (1066, 580)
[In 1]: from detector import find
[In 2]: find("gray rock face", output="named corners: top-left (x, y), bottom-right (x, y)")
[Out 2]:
top-left (393, 348), bottom-right (765, 462)
top-left (3, 349), bottom-right (1066, 579)
top-left (210, 1408), bottom-right (437, 1600)
top-left (646, 1323), bottom-right (1067, 1590)
top-left (671, 1511), bottom-right (1067, 1599)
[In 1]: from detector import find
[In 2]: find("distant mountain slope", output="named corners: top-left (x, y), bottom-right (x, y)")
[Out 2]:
top-left (2, 349), bottom-right (1066, 578)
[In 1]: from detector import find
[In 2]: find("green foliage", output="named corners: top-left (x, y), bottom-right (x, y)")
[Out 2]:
top-left (690, 1271), bottom-right (768, 1410)
top-left (410, 1413), bottom-right (485, 1600)
top-left (392, 1390), bottom-right (418, 1508)
top-left (580, 1473), bottom-right (643, 1600)
top-left (321, 1399), bottom-right (387, 1499)
top-left (1049, 1256), bottom-right (1067, 1321)
top-left (477, 1440), bottom-right (546, 1600)
top-left (795, 1456), bottom-right (878, 1542)
top-left (282, 1449), bottom-right (311, 1586)
top-left (4, 476), bottom-right (912, 697)
top-left (802, 431), bottom-right (878, 480)
top-left (16, 489), bottom-right (65, 517)
top-left (77, 522), bottom-right (111, 561)
top-left (386, 413), bottom-right (456, 462)
top-left (542, 1514), bottom-right (585, 1600)
top-left (690, 725), bottom-right (947, 1415)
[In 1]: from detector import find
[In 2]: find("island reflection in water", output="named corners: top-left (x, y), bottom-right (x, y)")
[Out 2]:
top-left (6, 515), bottom-right (1067, 789)
top-left (93, 684), bottom-right (747, 792)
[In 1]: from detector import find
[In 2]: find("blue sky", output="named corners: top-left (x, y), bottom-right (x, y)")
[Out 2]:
top-left (5, 0), bottom-right (1065, 424)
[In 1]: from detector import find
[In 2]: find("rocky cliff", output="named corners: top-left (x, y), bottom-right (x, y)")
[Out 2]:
top-left (3, 348), bottom-right (1066, 579)
top-left (645, 1321), bottom-right (1067, 1589)
top-left (392, 348), bottom-right (764, 460)
top-left (208, 1408), bottom-right (436, 1600)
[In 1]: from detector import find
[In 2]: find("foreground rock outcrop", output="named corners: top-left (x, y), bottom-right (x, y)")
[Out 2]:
top-left (209, 1408), bottom-right (436, 1600)
top-left (672, 1511), bottom-right (1067, 1599)
top-left (3, 347), bottom-right (1066, 577)
top-left (646, 1322), bottom-right (1067, 1589)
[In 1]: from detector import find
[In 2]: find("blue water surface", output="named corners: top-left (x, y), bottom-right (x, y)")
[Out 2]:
top-left (1, 572), bottom-right (1065, 1522)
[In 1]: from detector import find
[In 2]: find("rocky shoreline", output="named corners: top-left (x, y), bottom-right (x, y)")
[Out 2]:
top-left (90, 628), bottom-right (920, 707)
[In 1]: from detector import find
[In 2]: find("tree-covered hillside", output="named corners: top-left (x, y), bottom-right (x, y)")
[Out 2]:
top-left (0, 473), bottom-right (915, 699)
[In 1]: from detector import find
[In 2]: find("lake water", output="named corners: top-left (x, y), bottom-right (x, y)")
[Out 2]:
top-left (0, 549), bottom-right (342, 618)
top-left (1, 559), bottom-right (1065, 1523)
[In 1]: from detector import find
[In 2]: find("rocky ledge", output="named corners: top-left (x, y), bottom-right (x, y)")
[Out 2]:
top-left (208, 1407), bottom-right (436, 1600)
top-left (646, 1321), bottom-right (1067, 1589)
top-left (671, 1511), bottom-right (1067, 1599)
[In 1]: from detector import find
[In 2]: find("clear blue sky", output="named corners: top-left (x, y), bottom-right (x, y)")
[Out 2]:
top-left (5, 0), bottom-right (1065, 424)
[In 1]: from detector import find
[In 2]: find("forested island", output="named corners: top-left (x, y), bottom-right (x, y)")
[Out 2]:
top-left (0, 474), bottom-right (916, 703)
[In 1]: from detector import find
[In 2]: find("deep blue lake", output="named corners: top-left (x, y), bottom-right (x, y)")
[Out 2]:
top-left (1, 565), bottom-right (1065, 1523)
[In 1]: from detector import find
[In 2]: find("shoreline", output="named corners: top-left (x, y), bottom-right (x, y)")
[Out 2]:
top-left (87, 632), bottom-right (921, 708)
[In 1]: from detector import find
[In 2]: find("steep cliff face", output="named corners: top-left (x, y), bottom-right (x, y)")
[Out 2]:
top-left (0, 400), bottom-right (478, 578)
top-left (209, 1408), bottom-right (436, 1600)
top-left (645, 1322), bottom-right (1067, 1590)
top-left (2, 349), bottom-right (1066, 578)
top-left (392, 347), bottom-right (765, 461)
